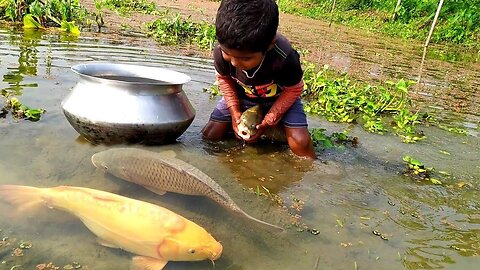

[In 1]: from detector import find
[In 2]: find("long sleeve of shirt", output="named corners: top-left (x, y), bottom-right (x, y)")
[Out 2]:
top-left (217, 73), bottom-right (240, 111)
top-left (263, 80), bottom-right (304, 126)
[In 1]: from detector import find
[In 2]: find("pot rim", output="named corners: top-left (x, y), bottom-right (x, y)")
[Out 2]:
top-left (71, 62), bottom-right (191, 86)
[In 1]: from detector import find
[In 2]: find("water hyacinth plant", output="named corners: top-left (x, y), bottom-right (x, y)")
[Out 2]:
top-left (302, 62), bottom-right (425, 142)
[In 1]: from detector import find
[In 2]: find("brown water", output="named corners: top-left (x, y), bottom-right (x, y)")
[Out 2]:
top-left (0, 27), bottom-right (479, 270)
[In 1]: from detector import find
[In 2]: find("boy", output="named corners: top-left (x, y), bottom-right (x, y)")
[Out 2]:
top-left (202, 0), bottom-right (316, 160)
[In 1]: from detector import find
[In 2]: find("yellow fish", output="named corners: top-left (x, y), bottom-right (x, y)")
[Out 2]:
top-left (0, 185), bottom-right (222, 269)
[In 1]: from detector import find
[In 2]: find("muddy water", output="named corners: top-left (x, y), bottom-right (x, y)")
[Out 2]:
top-left (0, 27), bottom-right (479, 270)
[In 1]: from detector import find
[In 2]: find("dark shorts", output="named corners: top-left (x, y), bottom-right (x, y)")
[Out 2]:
top-left (209, 97), bottom-right (308, 128)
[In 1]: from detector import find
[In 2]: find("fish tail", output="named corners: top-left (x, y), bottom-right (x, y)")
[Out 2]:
top-left (0, 185), bottom-right (45, 212)
top-left (236, 209), bottom-right (285, 232)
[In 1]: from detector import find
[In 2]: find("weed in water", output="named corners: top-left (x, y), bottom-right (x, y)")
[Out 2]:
top-left (4, 96), bottom-right (45, 121)
top-left (310, 128), bottom-right (358, 150)
top-left (402, 155), bottom-right (442, 185)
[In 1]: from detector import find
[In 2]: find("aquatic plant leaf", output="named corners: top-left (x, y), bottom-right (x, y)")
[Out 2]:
top-left (23, 14), bottom-right (42, 29)
top-left (402, 155), bottom-right (423, 166)
top-left (429, 178), bottom-right (442, 185)
top-left (24, 109), bottom-right (44, 121)
top-left (60, 21), bottom-right (81, 36)
top-left (8, 97), bottom-right (21, 109)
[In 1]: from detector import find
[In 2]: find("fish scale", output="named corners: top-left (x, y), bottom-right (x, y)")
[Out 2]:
top-left (91, 148), bottom-right (284, 232)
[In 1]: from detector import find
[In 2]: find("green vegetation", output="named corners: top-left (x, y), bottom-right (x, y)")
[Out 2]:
top-left (277, 0), bottom-right (480, 49)
top-left (0, 0), bottom-right (87, 34)
top-left (99, 0), bottom-right (216, 49)
top-left (146, 12), bottom-right (216, 50)
top-left (310, 128), bottom-right (358, 150)
top-left (302, 62), bottom-right (427, 142)
top-left (402, 155), bottom-right (442, 185)
top-left (2, 96), bottom-right (45, 121)
top-left (101, 0), bottom-right (160, 16)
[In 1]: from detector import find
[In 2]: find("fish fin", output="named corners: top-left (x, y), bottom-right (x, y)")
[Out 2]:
top-left (0, 185), bottom-right (45, 212)
top-left (96, 238), bottom-right (119, 249)
top-left (132, 256), bottom-right (168, 270)
top-left (158, 150), bottom-right (176, 158)
top-left (145, 186), bottom-right (167, 195)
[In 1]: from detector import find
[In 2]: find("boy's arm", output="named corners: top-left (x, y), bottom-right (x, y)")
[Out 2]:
top-left (217, 74), bottom-right (242, 123)
top-left (260, 80), bottom-right (304, 127)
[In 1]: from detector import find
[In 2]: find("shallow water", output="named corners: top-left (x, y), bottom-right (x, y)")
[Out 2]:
top-left (0, 27), bottom-right (479, 270)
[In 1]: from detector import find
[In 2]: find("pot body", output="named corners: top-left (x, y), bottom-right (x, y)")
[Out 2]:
top-left (62, 63), bottom-right (195, 144)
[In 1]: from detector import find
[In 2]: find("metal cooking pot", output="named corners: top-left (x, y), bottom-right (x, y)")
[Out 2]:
top-left (62, 62), bottom-right (195, 144)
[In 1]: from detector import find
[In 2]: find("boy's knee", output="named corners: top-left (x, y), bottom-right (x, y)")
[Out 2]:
top-left (202, 121), bottom-right (229, 141)
top-left (286, 128), bottom-right (312, 148)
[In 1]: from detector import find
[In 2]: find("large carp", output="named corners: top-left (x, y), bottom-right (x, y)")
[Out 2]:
top-left (0, 185), bottom-right (222, 269)
top-left (91, 148), bottom-right (284, 232)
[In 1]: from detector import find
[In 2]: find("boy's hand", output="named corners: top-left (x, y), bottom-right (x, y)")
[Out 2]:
top-left (231, 110), bottom-right (243, 139)
top-left (243, 120), bottom-right (269, 143)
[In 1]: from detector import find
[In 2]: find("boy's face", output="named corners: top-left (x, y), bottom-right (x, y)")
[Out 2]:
top-left (220, 46), bottom-right (264, 72)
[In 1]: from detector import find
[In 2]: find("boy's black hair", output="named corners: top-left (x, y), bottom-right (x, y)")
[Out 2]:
top-left (215, 0), bottom-right (279, 53)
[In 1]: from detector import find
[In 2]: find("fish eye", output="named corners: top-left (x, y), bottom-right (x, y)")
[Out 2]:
top-left (103, 165), bottom-right (108, 170)
top-left (188, 248), bottom-right (196, 254)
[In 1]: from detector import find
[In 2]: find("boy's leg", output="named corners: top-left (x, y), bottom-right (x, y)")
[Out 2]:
top-left (202, 97), bottom-right (232, 141)
top-left (279, 98), bottom-right (316, 159)
top-left (202, 121), bottom-right (230, 140)
top-left (284, 127), bottom-right (316, 159)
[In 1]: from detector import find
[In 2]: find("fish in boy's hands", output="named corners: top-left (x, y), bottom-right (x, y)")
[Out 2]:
top-left (236, 105), bottom-right (287, 142)
top-left (237, 105), bottom-right (263, 140)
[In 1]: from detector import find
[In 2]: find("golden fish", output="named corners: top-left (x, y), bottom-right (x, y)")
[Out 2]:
top-left (0, 185), bottom-right (222, 269)
top-left (91, 148), bottom-right (284, 232)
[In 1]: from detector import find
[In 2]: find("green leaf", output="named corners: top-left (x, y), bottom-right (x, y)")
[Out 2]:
top-left (23, 14), bottom-right (42, 29)
top-left (24, 109), bottom-right (44, 121)
top-left (429, 178), bottom-right (442, 185)
top-left (61, 21), bottom-right (81, 36)
top-left (9, 97), bottom-right (21, 109)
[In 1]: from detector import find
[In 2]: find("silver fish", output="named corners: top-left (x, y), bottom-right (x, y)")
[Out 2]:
top-left (91, 148), bottom-right (284, 232)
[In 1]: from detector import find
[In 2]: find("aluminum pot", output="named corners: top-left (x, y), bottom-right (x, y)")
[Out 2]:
top-left (62, 62), bottom-right (195, 144)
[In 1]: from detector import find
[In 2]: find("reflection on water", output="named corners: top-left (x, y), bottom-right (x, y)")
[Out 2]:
top-left (1, 30), bottom-right (42, 97)
top-left (0, 26), bottom-right (479, 270)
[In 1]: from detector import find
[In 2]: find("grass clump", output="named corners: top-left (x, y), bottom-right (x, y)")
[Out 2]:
top-left (146, 12), bottom-right (216, 50)
top-left (101, 0), bottom-right (160, 16)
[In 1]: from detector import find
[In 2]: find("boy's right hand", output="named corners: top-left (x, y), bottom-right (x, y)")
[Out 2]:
top-left (230, 109), bottom-right (243, 139)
